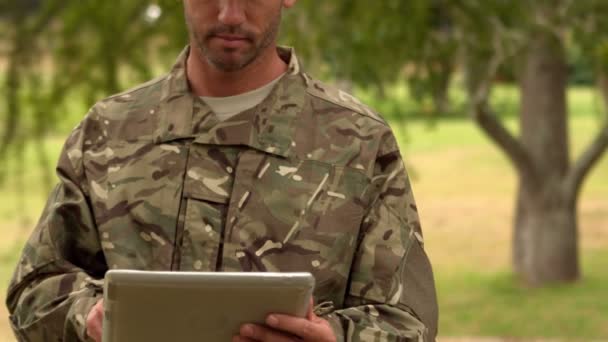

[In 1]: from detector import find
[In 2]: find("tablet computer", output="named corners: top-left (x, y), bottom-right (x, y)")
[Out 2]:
top-left (102, 270), bottom-right (314, 342)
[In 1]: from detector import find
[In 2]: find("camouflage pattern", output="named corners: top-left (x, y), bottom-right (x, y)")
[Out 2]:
top-left (6, 47), bottom-right (438, 342)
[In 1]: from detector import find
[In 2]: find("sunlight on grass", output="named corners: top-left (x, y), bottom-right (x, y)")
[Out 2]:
top-left (436, 249), bottom-right (608, 339)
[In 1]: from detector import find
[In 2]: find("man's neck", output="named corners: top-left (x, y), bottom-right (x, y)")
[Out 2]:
top-left (186, 43), bottom-right (287, 97)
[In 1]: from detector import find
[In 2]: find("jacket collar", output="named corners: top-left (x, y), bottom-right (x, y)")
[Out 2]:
top-left (154, 46), bottom-right (306, 159)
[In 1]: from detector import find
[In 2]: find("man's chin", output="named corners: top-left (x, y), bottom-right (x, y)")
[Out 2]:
top-left (206, 58), bottom-right (243, 72)
top-left (205, 50), bottom-right (256, 72)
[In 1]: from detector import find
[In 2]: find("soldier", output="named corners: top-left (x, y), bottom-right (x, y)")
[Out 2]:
top-left (6, 0), bottom-right (438, 341)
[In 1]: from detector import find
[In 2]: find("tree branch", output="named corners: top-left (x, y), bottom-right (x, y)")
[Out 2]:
top-left (473, 102), bottom-right (540, 189)
top-left (564, 123), bottom-right (608, 203)
top-left (464, 26), bottom-right (539, 190)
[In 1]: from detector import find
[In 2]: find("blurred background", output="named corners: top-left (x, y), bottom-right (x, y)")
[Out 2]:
top-left (1, 1), bottom-right (607, 341)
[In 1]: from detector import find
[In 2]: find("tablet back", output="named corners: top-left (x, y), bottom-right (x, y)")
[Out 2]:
top-left (102, 271), bottom-right (314, 342)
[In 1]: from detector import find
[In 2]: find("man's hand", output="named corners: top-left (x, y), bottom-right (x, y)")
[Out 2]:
top-left (233, 298), bottom-right (336, 342)
top-left (86, 299), bottom-right (104, 342)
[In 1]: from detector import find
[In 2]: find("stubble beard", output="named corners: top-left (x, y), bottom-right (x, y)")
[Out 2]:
top-left (189, 11), bottom-right (282, 72)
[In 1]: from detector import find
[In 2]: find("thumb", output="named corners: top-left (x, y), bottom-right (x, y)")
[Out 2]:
top-left (307, 296), bottom-right (315, 321)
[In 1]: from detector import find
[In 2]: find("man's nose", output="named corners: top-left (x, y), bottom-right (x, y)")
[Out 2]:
top-left (218, 0), bottom-right (246, 26)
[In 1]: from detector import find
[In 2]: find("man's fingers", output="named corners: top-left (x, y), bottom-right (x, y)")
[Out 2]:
top-left (239, 323), bottom-right (296, 342)
top-left (86, 299), bottom-right (104, 342)
top-left (86, 318), bottom-right (102, 342)
top-left (232, 336), bottom-right (257, 342)
top-left (266, 314), bottom-right (318, 340)
top-left (89, 324), bottom-right (102, 342)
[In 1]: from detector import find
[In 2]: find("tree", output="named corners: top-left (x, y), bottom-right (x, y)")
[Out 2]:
top-left (283, 1), bottom-right (458, 117)
top-left (0, 0), bottom-right (186, 186)
top-left (290, 0), bottom-right (608, 286)
top-left (459, 0), bottom-right (608, 285)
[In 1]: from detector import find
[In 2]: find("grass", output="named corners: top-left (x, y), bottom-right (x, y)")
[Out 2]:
top-left (0, 243), bottom-right (19, 341)
top-left (400, 115), bottom-right (608, 196)
top-left (0, 136), bottom-right (64, 216)
top-left (436, 249), bottom-right (608, 339)
top-left (0, 85), bottom-right (607, 341)
top-left (396, 109), bottom-right (608, 340)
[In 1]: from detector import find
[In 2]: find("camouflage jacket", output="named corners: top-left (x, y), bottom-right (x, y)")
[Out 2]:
top-left (6, 47), bottom-right (438, 342)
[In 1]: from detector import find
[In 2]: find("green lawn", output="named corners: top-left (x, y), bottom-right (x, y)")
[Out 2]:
top-left (0, 85), bottom-right (607, 341)
top-left (436, 249), bottom-right (608, 339)
top-left (397, 114), bottom-right (608, 340)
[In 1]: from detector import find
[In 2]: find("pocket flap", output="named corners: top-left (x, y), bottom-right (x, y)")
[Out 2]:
top-left (183, 171), bottom-right (231, 204)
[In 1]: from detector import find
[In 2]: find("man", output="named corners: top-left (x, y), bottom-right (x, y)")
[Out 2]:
top-left (6, 0), bottom-right (438, 341)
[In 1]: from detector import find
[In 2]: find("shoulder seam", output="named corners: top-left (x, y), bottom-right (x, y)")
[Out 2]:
top-left (307, 90), bottom-right (388, 126)
top-left (102, 74), bottom-right (167, 101)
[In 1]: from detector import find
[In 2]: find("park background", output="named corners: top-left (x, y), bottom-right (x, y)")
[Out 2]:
top-left (1, 1), bottom-right (607, 341)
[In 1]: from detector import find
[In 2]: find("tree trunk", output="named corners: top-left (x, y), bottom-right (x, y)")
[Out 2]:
top-left (432, 63), bottom-right (452, 115)
top-left (514, 30), bottom-right (579, 285)
top-left (514, 186), bottom-right (579, 285)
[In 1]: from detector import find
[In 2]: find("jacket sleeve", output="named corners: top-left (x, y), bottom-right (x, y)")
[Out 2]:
top-left (5, 120), bottom-right (108, 342)
top-left (323, 133), bottom-right (438, 342)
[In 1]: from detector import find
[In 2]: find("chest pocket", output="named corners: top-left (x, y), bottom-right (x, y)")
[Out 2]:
top-left (222, 150), bottom-right (370, 307)
top-left (91, 141), bottom-right (188, 270)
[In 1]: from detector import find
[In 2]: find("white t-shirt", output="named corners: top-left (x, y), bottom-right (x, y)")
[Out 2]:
top-left (200, 74), bottom-right (285, 121)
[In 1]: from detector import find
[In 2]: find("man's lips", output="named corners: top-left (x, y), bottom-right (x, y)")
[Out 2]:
top-left (211, 34), bottom-right (251, 49)
top-left (214, 34), bottom-right (249, 41)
